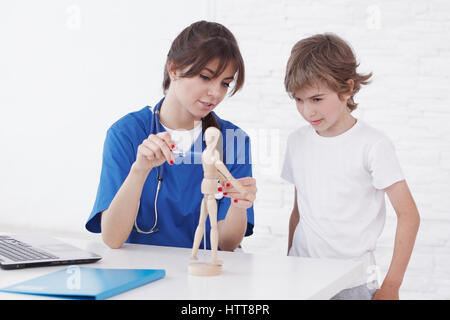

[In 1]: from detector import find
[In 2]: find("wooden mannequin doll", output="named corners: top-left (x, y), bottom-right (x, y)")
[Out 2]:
top-left (189, 127), bottom-right (255, 276)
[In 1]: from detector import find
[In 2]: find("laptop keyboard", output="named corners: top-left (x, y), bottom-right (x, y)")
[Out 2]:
top-left (0, 236), bottom-right (59, 262)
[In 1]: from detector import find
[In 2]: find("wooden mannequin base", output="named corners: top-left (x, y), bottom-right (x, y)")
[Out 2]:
top-left (188, 262), bottom-right (222, 276)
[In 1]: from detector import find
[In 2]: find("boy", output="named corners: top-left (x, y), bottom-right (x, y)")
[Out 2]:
top-left (281, 33), bottom-right (420, 300)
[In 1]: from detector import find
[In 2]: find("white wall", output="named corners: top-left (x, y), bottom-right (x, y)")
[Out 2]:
top-left (0, 0), bottom-right (210, 233)
top-left (212, 0), bottom-right (450, 299)
top-left (1, 0), bottom-right (449, 299)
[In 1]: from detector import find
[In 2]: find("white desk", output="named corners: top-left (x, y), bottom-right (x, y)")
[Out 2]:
top-left (0, 236), bottom-right (363, 300)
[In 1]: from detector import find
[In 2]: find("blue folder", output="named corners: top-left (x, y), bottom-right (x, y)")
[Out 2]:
top-left (0, 267), bottom-right (166, 300)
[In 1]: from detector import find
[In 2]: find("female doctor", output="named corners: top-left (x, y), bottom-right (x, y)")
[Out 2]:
top-left (86, 21), bottom-right (257, 251)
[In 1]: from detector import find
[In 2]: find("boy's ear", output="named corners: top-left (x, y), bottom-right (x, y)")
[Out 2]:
top-left (343, 79), bottom-right (354, 100)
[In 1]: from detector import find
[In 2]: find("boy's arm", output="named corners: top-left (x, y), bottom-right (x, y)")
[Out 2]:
top-left (374, 180), bottom-right (420, 300)
top-left (287, 188), bottom-right (300, 255)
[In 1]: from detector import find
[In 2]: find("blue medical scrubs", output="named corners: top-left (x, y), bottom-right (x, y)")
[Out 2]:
top-left (86, 99), bottom-right (254, 249)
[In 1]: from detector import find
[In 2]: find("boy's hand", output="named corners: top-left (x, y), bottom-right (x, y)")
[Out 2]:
top-left (372, 284), bottom-right (399, 300)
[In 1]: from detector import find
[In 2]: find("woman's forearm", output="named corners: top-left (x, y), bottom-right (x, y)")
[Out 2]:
top-left (101, 163), bottom-right (152, 248)
top-left (218, 203), bottom-right (247, 251)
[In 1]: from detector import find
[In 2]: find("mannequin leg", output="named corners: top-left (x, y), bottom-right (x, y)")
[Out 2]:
top-left (206, 195), bottom-right (221, 265)
top-left (191, 197), bottom-right (208, 260)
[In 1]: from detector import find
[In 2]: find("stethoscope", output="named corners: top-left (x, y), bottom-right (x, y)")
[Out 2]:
top-left (134, 100), bottom-right (164, 234)
top-left (133, 100), bottom-right (223, 235)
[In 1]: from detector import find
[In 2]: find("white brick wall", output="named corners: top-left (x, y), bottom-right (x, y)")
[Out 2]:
top-left (1, 1), bottom-right (448, 300)
top-left (210, 0), bottom-right (450, 299)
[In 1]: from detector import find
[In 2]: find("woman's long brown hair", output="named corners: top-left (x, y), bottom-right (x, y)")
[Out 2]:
top-left (162, 20), bottom-right (245, 131)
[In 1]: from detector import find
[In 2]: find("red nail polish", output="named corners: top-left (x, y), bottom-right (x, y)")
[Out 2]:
top-left (171, 144), bottom-right (175, 149)
top-left (170, 160), bottom-right (174, 165)
top-left (226, 183), bottom-right (230, 187)
top-left (234, 199), bottom-right (238, 203)
top-left (218, 187), bottom-right (223, 192)
top-left (223, 192), bottom-right (228, 195)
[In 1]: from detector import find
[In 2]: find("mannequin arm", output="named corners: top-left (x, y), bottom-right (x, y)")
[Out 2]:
top-left (214, 160), bottom-right (255, 202)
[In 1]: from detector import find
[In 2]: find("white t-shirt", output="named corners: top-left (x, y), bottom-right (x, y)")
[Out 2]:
top-left (281, 119), bottom-right (404, 288)
top-left (162, 121), bottom-right (202, 154)
top-left (162, 122), bottom-right (223, 201)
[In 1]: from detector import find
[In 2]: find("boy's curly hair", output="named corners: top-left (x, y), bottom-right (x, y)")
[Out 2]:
top-left (284, 33), bottom-right (372, 111)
